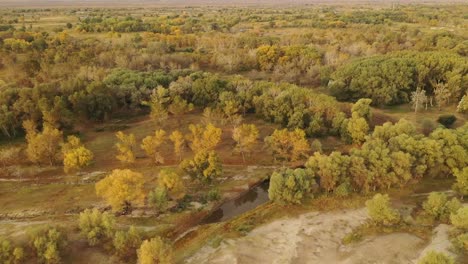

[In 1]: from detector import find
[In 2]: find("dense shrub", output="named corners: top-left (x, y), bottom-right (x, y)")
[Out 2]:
top-left (365, 194), bottom-right (400, 226)
top-left (268, 168), bottom-right (314, 204)
top-left (78, 209), bottom-right (115, 246)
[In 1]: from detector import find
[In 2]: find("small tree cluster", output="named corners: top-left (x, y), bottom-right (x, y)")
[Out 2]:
top-left (264, 128), bottom-right (309, 163)
top-left (180, 150), bottom-right (222, 182)
top-left (450, 207), bottom-right (468, 253)
top-left (28, 227), bottom-right (67, 264)
top-left (137, 237), bottom-right (173, 264)
top-left (113, 226), bottom-right (141, 260)
top-left (186, 123), bottom-right (222, 153)
top-left (422, 192), bottom-right (461, 222)
top-left (23, 120), bottom-right (63, 165)
top-left (157, 169), bottom-right (185, 200)
top-left (148, 187), bottom-right (169, 213)
top-left (268, 168), bottom-right (314, 205)
top-left (365, 193), bottom-right (400, 226)
top-left (0, 237), bottom-right (24, 264)
top-left (78, 208), bottom-right (115, 246)
top-left (452, 167), bottom-right (468, 199)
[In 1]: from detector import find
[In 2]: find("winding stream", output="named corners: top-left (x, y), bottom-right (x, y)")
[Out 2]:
top-left (202, 180), bottom-right (270, 224)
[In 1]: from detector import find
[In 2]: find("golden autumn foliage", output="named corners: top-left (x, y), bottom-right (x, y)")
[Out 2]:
top-left (264, 128), bottom-right (309, 163)
top-left (157, 169), bottom-right (185, 199)
top-left (141, 129), bottom-right (166, 164)
top-left (23, 120), bottom-right (63, 166)
top-left (186, 123), bottom-right (222, 153)
top-left (232, 123), bottom-right (259, 162)
top-left (347, 114), bottom-right (369, 145)
top-left (180, 150), bottom-right (222, 182)
top-left (137, 237), bottom-right (173, 264)
top-left (169, 130), bottom-right (185, 161)
top-left (62, 136), bottom-right (94, 173)
top-left (115, 131), bottom-right (136, 165)
top-left (96, 169), bottom-right (145, 212)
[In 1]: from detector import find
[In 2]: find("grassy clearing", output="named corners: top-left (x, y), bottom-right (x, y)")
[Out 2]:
top-left (376, 104), bottom-right (466, 131)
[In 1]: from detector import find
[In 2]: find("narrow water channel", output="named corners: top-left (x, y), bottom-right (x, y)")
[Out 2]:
top-left (202, 180), bottom-right (270, 224)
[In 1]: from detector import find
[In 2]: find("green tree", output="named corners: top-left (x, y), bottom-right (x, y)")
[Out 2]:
top-left (450, 207), bottom-right (468, 231)
top-left (423, 192), bottom-right (461, 221)
top-left (137, 237), bottom-right (173, 264)
top-left (96, 169), bottom-right (145, 212)
top-left (268, 168), bottom-right (314, 205)
top-left (365, 193), bottom-right (400, 226)
top-left (113, 226), bottom-right (141, 260)
top-left (347, 114), bottom-right (369, 145)
top-left (29, 227), bottom-right (66, 264)
top-left (430, 128), bottom-right (467, 175)
top-left (457, 93), bottom-right (468, 113)
top-left (306, 151), bottom-right (350, 193)
top-left (452, 168), bottom-right (468, 199)
top-left (0, 237), bottom-right (23, 264)
top-left (351, 98), bottom-right (372, 121)
top-left (148, 187), bottom-right (168, 213)
top-left (168, 96), bottom-right (193, 118)
top-left (78, 208), bottom-right (115, 246)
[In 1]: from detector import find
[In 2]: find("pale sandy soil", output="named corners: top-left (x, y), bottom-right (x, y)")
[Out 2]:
top-left (414, 224), bottom-right (456, 262)
top-left (186, 208), bottom-right (430, 264)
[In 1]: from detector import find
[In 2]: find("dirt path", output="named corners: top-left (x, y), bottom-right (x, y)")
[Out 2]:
top-left (186, 208), bottom-right (428, 264)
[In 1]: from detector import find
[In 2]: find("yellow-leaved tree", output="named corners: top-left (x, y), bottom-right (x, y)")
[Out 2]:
top-left (137, 237), bottom-right (173, 264)
top-left (23, 120), bottom-right (63, 166)
top-left (115, 131), bottom-right (136, 165)
top-left (158, 169), bottom-right (185, 200)
top-left (180, 150), bottom-right (222, 182)
top-left (141, 129), bottom-right (166, 165)
top-left (186, 123), bottom-right (221, 153)
top-left (232, 123), bottom-right (259, 162)
top-left (96, 169), bottom-right (145, 212)
top-left (347, 113), bottom-right (369, 145)
top-left (62, 135), bottom-right (94, 173)
top-left (264, 128), bottom-right (309, 163)
top-left (169, 130), bottom-right (185, 161)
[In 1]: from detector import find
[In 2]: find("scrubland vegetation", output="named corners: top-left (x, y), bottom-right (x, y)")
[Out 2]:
top-left (0, 1), bottom-right (466, 263)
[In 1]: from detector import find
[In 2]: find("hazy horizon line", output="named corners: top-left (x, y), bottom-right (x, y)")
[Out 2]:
top-left (0, 0), bottom-right (466, 8)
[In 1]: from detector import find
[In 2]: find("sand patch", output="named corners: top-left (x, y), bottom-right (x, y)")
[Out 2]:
top-left (186, 208), bottom-right (428, 264)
